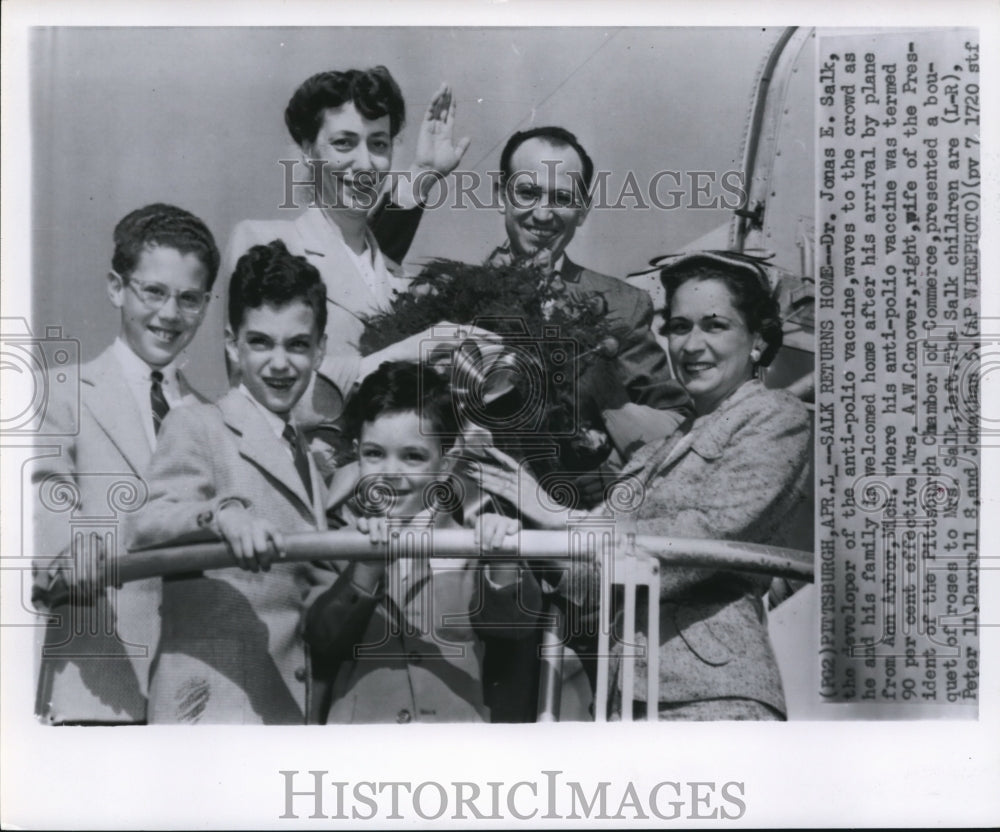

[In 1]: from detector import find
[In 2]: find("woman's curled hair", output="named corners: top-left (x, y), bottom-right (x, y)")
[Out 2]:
top-left (284, 66), bottom-right (406, 146)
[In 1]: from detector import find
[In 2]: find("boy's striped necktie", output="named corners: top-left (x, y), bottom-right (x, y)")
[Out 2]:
top-left (282, 423), bottom-right (314, 504)
top-left (150, 370), bottom-right (170, 436)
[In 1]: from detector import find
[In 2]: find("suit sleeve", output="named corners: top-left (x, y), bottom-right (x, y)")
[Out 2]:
top-left (470, 563), bottom-right (545, 640)
top-left (304, 562), bottom-right (382, 662)
top-left (314, 353), bottom-right (362, 412)
top-left (30, 375), bottom-right (80, 603)
top-left (594, 288), bottom-right (691, 456)
top-left (370, 201), bottom-right (424, 265)
top-left (124, 406), bottom-right (243, 551)
top-left (614, 288), bottom-right (690, 411)
top-left (636, 398), bottom-right (811, 600)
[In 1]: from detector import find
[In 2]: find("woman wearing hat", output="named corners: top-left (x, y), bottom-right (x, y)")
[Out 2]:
top-left (479, 250), bottom-right (811, 719)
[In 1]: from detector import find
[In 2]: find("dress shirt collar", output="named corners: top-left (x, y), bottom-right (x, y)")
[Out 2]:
top-left (112, 336), bottom-right (181, 390)
top-left (237, 383), bottom-right (296, 442)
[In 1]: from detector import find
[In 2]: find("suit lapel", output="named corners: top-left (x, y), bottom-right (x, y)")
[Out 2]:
top-left (82, 348), bottom-right (152, 475)
top-left (216, 390), bottom-right (316, 517)
top-left (560, 256), bottom-right (584, 284)
top-left (296, 209), bottom-right (385, 320)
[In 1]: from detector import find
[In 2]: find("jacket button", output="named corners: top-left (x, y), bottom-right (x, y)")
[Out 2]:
top-left (396, 709), bottom-right (412, 724)
top-left (294, 666), bottom-right (307, 682)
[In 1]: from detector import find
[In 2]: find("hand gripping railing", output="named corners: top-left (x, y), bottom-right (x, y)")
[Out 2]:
top-left (99, 529), bottom-right (813, 724)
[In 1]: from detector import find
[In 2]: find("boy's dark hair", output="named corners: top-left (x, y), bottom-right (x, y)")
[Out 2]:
top-left (227, 239), bottom-right (328, 335)
top-left (346, 361), bottom-right (459, 451)
top-left (498, 125), bottom-right (595, 189)
top-left (112, 203), bottom-right (220, 289)
top-left (284, 66), bottom-right (406, 146)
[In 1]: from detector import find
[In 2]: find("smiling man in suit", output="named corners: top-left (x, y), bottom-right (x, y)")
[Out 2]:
top-left (479, 127), bottom-right (693, 723)
top-left (32, 203), bottom-right (220, 724)
top-left (488, 126), bottom-right (690, 459)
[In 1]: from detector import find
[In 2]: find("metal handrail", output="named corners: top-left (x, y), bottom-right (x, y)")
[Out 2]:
top-left (111, 530), bottom-right (814, 585)
top-left (42, 531), bottom-right (812, 724)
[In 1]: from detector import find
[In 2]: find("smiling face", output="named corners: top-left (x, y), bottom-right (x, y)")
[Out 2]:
top-left (302, 102), bottom-right (393, 214)
top-left (666, 278), bottom-right (763, 415)
top-left (355, 411), bottom-right (449, 518)
top-left (501, 137), bottom-right (588, 264)
top-left (107, 244), bottom-right (209, 368)
top-left (226, 301), bottom-right (326, 417)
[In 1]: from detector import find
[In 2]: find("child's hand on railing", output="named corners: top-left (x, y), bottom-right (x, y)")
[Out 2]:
top-left (474, 511), bottom-right (519, 552)
top-left (216, 503), bottom-right (285, 573)
top-left (354, 512), bottom-right (391, 545)
top-left (351, 512), bottom-right (390, 590)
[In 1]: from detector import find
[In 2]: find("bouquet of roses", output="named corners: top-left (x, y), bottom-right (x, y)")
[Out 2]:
top-left (360, 258), bottom-right (620, 483)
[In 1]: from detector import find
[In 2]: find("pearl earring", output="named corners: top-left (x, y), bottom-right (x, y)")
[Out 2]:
top-left (750, 347), bottom-right (762, 364)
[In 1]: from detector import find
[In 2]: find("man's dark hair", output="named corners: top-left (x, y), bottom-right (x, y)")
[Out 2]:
top-left (498, 125), bottom-right (595, 189)
top-left (284, 66), bottom-right (406, 146)
top-left (112, 203), bottom-right (220, 290)
top-left (228, 239), bottom-right (328, 336)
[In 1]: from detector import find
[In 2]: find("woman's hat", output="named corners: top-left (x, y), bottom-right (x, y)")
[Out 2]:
top-left (629, 249), bottom-right (775, 295)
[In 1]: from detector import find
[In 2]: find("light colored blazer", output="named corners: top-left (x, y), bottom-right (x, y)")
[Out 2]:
top-left (32, 345), bottom-right (208, 724)
top-left (224, 208), bottom-right (411, 404)
top-left (616, 379), bottom-right (812, 715)
top-left (125, 388), bottom-right (335, 724)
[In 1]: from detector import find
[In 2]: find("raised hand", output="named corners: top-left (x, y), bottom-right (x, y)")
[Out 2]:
top-left (414, 83), bottom-right (472, 179)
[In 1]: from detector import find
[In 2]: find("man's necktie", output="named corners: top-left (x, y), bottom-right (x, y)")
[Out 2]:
top-left (282, 423), bottom-right (314, 504)
top-left (150, 370), bottom-right (170, 436)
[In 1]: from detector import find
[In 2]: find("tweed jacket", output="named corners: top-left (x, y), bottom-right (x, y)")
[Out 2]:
top-left (221, 208), bottom-right (411, 406)
top-left (125, 388), bottom-right (335, 724)
top-left (32, 345), bottom-right (209, 724)
top-left (615, 379), bottom-right (812, 714)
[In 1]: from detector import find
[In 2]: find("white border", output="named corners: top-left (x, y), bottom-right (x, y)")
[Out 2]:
top-left (2, 1), bottom-right (999, 828)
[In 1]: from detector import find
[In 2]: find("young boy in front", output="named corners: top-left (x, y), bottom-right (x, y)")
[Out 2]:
top-left (33, 203), bottom-right (220, 724)
top-left (126, 239), bottom-right (335, 724)
top-left (304, 361), bottom-right (534, 724)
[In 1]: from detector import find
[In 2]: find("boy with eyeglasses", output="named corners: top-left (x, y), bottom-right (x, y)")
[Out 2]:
top-left (32, 203), bottom-right (220, 724)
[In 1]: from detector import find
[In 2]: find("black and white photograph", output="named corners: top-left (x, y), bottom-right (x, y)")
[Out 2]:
top-left (1, 1), bottom-right (997, 828)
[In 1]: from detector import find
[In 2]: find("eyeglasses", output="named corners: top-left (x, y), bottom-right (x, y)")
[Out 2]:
top-left (118, 273), bottom-right (209, 316)
top-left (506, 181), bottom-right (587, 211)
